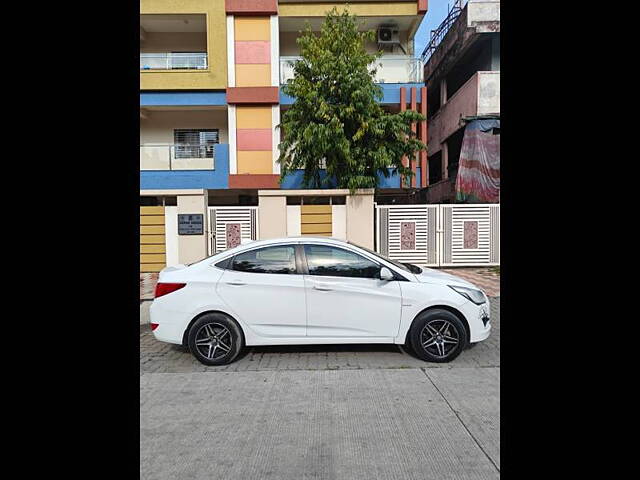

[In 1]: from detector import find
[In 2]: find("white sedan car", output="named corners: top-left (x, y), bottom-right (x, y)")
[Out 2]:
top-left (150, 237), bottom-right (491, 365)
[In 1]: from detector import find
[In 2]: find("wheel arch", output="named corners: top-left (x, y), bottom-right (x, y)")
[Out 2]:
top-left (181, 310), bottom-right (246, 347)
top-left (404, 305), bottom-right (471, 346)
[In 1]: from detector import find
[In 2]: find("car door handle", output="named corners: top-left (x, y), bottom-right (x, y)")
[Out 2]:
top-left (313, 284), bottom-right (332, 291)
top-left (226, 281), bottom-right (246, 286)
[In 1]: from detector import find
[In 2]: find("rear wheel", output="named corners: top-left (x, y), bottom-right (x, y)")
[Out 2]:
top-left (187, 313), bottom-right (243, 366)
top-left (409, 309), bottom-right (467, 363)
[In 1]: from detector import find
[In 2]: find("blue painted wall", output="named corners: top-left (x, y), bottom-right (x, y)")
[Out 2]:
top-left (280, 83), bottom-right (423, 106)
top-left (281, 167), bottom-right (415, 189)
top-left (140, 144), bottom-right (229, 190)
top-left (140, 91), bottom-right (227, 106)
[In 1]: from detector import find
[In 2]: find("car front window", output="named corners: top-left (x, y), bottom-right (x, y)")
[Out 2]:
top-left (346, 242), bottom-right (417, 274)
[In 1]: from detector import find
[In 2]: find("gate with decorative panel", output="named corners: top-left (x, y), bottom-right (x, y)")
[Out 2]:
top-left (207, 206), bottom-right (259, 255)
top-left (375, 204), bottom-right (499, 267)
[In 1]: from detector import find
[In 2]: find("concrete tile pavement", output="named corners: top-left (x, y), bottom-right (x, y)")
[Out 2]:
top-left (439, 268), bottom-right (500, 297)
top-left (141, 368), bottom-right (499, 480)
top-left (140, 299), bottom-right (500, 479)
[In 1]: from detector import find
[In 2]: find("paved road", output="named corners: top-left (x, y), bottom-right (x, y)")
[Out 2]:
top-left (140, 298), bottom-right (500, 479)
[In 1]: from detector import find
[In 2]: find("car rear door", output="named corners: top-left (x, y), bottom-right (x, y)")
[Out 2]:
top-left (301, 243), bottom-right (402, 338)
top-left (216, 244), bottom-right (307, 337)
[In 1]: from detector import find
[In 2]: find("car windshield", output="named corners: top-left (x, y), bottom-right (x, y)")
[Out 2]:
top-left (347, 242), bottom-right (420, 274)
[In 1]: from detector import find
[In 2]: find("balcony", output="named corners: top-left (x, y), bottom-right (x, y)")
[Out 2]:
top-left (140, 143), bottom-right (216, 170)
top-left (279, 55), bottom-right (423, 84)
top-left (140, 52), bottom-right (208, 71)
top-left (428, 71), bottom-right (500, 150)
top-left (140, 144), bottom-right (230, 190)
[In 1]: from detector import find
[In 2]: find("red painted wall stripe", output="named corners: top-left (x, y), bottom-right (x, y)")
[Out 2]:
top-left (229, 174), bottom-right (280, 189)
top-left (418, 0), bottom-right (428, 15)
top-left (227, 87), bottom-right (279, 104)
top-left (235, 41), bottom-right (271, 64)
top-left (225, 0), bottom-right (277, 15)
top-left (399, 87), bottom-right (407, 187)
top-left (237, 129), bottom-right (272, 150)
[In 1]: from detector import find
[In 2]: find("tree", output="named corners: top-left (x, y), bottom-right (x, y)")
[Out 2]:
top-left (278, 8), bottom-right (426, 193)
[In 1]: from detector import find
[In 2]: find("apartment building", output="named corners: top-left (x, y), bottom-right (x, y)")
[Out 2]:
top-left (420, 0), bottom-right (500, 203)
top-left (140, 0), bottom-right (429, 272)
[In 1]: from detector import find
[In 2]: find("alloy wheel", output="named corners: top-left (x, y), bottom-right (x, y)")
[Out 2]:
top-left (194, 323), bottom-right (232, 360)
top-left (420, 319), bottom-right (459, 358)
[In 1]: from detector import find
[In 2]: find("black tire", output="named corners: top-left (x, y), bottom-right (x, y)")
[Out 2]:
top-left (187, 313), bottom-right (244, 366)
top-left (409, 309), bottom-right (467, 363)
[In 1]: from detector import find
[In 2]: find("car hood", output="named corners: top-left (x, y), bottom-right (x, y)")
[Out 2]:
top-left (412, 267), bottom-right (478, 289)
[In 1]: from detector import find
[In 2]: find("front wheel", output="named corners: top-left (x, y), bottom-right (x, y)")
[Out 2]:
top-left (409, 309), bottom-right (467, 363)
top-left (187, 313), bottom-right (244, 366)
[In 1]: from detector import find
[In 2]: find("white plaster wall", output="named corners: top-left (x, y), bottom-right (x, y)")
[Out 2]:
top-left (164, 206), bottom-right (179, 267)
top-left (477, 71), bottom-right (500, 116)
top-left (177, 193), bottom-right (208, 264)
top-left (331, 205), bottom-right (347, 240)
top-left (286, 206), bottom-right (301, 236)
top-left (468, 0), bottom-right (500, 31)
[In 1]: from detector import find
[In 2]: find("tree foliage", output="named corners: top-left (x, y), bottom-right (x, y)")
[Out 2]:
top-left (278, 8), bottom-right (426, 192)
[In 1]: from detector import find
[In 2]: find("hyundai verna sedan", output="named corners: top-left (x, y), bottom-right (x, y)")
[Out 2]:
top-left (150, 237), bottom-right (491, 366)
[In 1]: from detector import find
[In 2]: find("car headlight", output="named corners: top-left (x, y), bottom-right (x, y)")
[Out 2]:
top-left (448, 285), bottom-right (486, 305)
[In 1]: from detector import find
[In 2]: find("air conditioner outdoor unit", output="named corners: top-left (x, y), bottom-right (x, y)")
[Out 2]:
top-left (377, 27), bottom-right (400, 45)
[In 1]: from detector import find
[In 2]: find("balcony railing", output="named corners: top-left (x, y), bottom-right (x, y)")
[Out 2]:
top-left (140, 52), bottom-right (208, 71)
top-left (280, 55), bottom-right (423, 84)
top-left (140, 144), bottom-right (216, 170)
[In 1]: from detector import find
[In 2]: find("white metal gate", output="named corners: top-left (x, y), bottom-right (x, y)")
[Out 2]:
top-left (376, 204), bottom-right (499, 267)
top-left (207, 206), bottom-right (259, 255)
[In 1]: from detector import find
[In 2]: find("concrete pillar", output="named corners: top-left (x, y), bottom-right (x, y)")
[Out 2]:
top-left (258, 194), bottom-right (287, 239)
top-left (177, 191), bottom-right (208, 264)
top-left (491, 35), bottom-right (500, 71)
top-left (442, 141), bottom-right (449, 180)
top-left (440, 78), bottom-right (447, 106)
top-left (346, 190), bottom-right (375, 249)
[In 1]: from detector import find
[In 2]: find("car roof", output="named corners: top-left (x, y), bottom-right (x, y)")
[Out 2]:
top-left (205, 236), bottom-right (354, 262)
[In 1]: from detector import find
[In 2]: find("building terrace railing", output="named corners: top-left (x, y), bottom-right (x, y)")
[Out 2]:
top-left (140, 52), bottom-right (208, 71)
top-left (140, 144), bottom-right (216, 171)
top-left (420, 0), bottom-right (467, 63)
top-left (280, 55), bottom-right (424, 84)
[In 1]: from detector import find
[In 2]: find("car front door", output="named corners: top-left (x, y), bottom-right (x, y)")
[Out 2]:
top-left (302, 243), bottom-right (402, 338)
top-left (217, 244), bottom-right (307, 337)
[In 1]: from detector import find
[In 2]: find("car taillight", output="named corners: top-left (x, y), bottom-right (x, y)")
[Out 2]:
top-left (150, 323), bottom-right (159, 331)
top-left (154, 282), bottom-right (186, 298)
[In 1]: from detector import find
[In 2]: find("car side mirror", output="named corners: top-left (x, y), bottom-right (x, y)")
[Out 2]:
top-left (380, 267), bottom-right (394, 281)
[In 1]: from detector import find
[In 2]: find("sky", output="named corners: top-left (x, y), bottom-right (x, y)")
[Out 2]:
top-left (414, 0), bottom-right (461, 58)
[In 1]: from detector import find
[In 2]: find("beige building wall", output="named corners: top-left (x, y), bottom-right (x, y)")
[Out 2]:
top-left (258, 189), bottom-right (374, 247)
top-left (279, 32), bottom-right (410, 56)
top-left (346, 191), bottom-right (375, 249)
top-left (258, 196), bottom-right (288, 239)
top-left (141, 32), bottom-right (207, 53)
top-left (140, 109), bottom-right (229, 144)
top-left (177, 191), bottom-right (208, 264)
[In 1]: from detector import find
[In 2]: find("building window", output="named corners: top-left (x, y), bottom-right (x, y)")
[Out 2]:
top-left (174, 129), bottom-right (218, 159)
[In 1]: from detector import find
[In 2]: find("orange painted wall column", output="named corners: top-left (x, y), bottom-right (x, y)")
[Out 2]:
top-left (226, 1), bottom-right (281, 189)
top-left (399, 87), bottom-right (407, 187)
top-left (410, 87), bottom-right (417, 188)
top-left (420, 86), bottom-right (428, 187)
